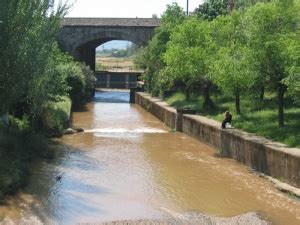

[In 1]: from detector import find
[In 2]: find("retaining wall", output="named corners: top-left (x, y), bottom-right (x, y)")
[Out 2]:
top-left (135, 92), bottom-right (300, 188)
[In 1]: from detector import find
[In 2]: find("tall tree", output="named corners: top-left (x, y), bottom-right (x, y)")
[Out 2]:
top-left (161, 17), bottom-right (214, 104)
top-left (208, 13), bottom-right (258, 114)
top-left (243, 0), bottom-right (300, 126)
top-left (194, 0), bottom-right (229, 20)
top-left (134, 3), bottom-right (185, 95)
top-left (0, 0), bottom-right (67, 119)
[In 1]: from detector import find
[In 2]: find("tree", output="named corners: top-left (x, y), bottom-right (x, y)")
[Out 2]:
top-left (243, 0), bottom-right (300, 126)
top-left (235, 0), bottom-right (272, 10)
top-left (161, 17), bottom-right (214, 105)
top-left (0, 0), bottom-right (67, 120)
top-left (134, 3), bottom-right (185, 95)
top-left (283, 70), bottom-right (300, 103)
top-left (208, 13), bottom-right (258, 114)
top-left (194, 0), bottom-right (229, 20)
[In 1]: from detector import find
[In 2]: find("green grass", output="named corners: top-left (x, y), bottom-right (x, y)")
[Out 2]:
top-left (166, 92), bottom-right (300, 148)
top-left (41, 96), bottom-right (71, 136)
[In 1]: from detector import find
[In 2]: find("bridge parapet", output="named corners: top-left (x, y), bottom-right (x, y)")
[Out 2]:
top-left (62, 17), bottom-right (160, 27)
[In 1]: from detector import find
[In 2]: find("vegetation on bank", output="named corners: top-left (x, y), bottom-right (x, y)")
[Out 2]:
top-left (41, 96), bottom-right (72, 137)
top-left (135, 0), bottom-right (300, 145)
top-left (166, 92), bottom-right (300, 148)
top-left (0, 122), bottom-right (57, 201)
top-left (0, 0), bottom-right (96, 200)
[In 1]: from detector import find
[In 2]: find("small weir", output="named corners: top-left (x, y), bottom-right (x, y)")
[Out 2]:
top-left (1, 90), bottom-right (300, 224)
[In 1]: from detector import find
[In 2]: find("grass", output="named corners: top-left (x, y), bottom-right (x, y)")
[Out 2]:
top-left (165, 92), bottom-right (300, 148)
top-left (41, 96), bottom-right (72, 136)
top-left (95, 56), bottom-right (143, 72)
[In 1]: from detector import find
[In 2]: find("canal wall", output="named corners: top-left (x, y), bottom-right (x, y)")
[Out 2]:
top-left (135, 92), bottom-right (300, 189)
top-left (96, 71), bottom-right (141, 89)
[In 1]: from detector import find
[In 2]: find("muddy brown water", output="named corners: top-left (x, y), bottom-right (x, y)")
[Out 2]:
top-left (1, 91), bottom-right (300, 225)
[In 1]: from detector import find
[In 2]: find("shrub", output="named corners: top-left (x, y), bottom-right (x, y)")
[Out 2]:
top-left (41, 96), bottom-right (71, 136)
top-left (80, 63), bottom-right (96, 100)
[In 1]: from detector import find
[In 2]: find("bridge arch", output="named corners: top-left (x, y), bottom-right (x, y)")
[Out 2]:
top-left (58, 18), bottom-right (160, 70)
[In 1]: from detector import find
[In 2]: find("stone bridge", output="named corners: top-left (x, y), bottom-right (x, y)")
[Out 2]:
top-left (58, 18), bottom-right (160, 70)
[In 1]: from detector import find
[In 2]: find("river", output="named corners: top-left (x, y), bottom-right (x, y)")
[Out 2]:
top-left (1, 90), bottom-right (300, 224)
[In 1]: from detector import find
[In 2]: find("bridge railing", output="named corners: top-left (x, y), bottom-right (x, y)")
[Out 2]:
top-left (96, 66), bottom-right (144, 73)
top-left (95, 71), bottom-right (142, 89)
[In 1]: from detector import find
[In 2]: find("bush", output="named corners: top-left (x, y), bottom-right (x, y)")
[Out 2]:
top-left (55, 61), bottom-right (96, 107)
top-left (80, 63), bottom-right (96, 100)
top-left (9, 115), bottom-right (31, 132)
top-left (56, 63), bottom-right (85, 107)
top-left (41, 96), bottom-right (71, 136)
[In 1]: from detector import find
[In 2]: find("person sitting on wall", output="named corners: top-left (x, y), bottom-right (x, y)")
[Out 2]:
top-left (222, 111), bottom-right (232, 129)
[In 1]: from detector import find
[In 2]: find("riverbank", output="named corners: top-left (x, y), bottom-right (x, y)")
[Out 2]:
top-left (72, 211), bottom-right (269, 225)
top-left (2, 90), bottom-right (300, 224)
top-left (0, 130), bottom-right (57, 202)
top-left (135, 92), bottom-right (300, 194)
top-left (165, 92), bottom-right (300, 148)
top-left (0, 98), bottom-right (71, 202)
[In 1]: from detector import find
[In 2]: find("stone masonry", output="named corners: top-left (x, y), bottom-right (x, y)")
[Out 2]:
top-left (58, 18), bottom-right (160, 70)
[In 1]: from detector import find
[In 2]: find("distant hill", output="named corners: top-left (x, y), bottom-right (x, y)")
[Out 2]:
top-left (96, 40), bottom-right (132, 51)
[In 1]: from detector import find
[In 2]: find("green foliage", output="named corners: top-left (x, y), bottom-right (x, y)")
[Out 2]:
top-left (208, 13), bottom-right (258, 113)
top-left (160, 2), bottom-right (186, 30)
top-left (194, 0), bottom-right (229, 20)
top-left (0, 0), bottom-right (97, 201)
top-left (80, 63), bottom-right (96, 100)
top-left (27, 45), bottom-right (71, 127)
top-left (209, 46), bottom-right (257, 94)
top-left (134, 3), bottom-right (185, 95)
top-left (0, 0), bottom-right (68, 115)
top-left (53, 60), bottom-right (96, 108)
top-left (9, 115), bottom-right (31, 132)
top-left (284, 70), bottom-right (300, 103)
top-left (140, 0), bottom-right (300, 128)
top-left (166, 92), bottom-right (300, 148)
top-left (41, 96), bottom-right (71, 136)
top-left (0, 0), bottom-right (96, 201)
top-left (161, 18), bottom-right (212, 99)
top-left (60, 63), bottom-right (85, 107)
top-left (235, 0), bottom-right (272, 10)
top-left (242, 0), bottom-right (300, 126)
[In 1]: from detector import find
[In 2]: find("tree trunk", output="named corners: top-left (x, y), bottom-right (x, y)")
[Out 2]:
top-left (278, 83), bottom-right (285, 127)
top-left (260, 86), bottom-right (265, 101)
top-left (185, 86), bottom-right (191, 101)
top-left (203, 82), bottom-right (213, 107)
top-left (235, 92), bottom-right (241, 115)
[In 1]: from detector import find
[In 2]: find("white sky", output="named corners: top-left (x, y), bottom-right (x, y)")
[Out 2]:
top-left (63, 0), bottom-right (204, 18)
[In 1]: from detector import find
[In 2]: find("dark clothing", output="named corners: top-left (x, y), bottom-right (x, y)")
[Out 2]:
top-left (222, 114), bottom-right (232, 129)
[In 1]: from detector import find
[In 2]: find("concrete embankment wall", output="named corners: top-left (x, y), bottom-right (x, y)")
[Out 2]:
top-left (135, 92), bottom-right (300, 189)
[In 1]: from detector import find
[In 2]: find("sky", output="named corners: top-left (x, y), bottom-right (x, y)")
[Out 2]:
top-left (63, 0), bottom-right (204, 18)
